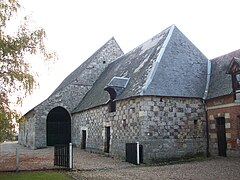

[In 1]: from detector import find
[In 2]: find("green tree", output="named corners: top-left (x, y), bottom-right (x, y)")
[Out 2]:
top-left (0, 0), bottom-right (55, 142)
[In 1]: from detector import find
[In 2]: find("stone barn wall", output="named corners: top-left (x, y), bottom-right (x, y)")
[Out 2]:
top-left (18, 110), bottom-right (35, 148)
top-left (72, 96), bottom-right (207, 162)
top-left (18, 38), bottom-right (123, 149)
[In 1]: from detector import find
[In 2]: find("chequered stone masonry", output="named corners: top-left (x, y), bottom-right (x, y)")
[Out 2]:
top-left (72, 96), bottom-right (207, 161)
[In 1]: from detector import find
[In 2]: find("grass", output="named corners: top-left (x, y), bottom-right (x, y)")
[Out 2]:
top-left (0, 171), bottom-right (72, 180)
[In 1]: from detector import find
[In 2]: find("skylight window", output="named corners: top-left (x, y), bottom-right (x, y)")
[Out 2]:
top-left (108, 77), bottom-right (130, 88)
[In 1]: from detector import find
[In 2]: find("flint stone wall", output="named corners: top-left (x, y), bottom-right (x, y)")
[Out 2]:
top-left (72, 96), bottom-right (207, 161)
top-left (18, 39), bottom-right (123, 149)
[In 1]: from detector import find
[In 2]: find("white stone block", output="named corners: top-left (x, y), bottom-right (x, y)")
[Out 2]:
top-left (226, 133), bottom-right (231, 139)
top-left (227, 143), bottom-right (232, 149)
top-left (209, 115), bottom-right (214, 120)
top-left (148, 101), bottom-right (154, 106)
top-left (225, 113), bottom-right (230, 119)
top-left (225, 123), bottom-right (231, 129)
top-left (210, 124), bottom-right (216, 129)
top-left (210, 133), bottom-right (217, 139)
top-left (139, 111), bottom-right (147, 117)
top-left (153, 106), bottom-right (158, 111)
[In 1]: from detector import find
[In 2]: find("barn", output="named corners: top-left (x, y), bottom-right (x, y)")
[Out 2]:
top-left (18, 38), bottom-right (124, 148)
top-left (19, 25), bottom-right (240, 162)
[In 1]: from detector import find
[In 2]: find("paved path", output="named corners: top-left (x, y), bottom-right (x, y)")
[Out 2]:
top-left (0, 141), bottom-right (55, 171)
top-left (1, 142), bottom-right (240, 179)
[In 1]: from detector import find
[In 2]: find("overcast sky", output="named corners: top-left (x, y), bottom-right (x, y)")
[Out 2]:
top-left (19, 0), bottom-right (240, 113)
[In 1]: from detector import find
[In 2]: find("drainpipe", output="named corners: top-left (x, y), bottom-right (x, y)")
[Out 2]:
top-left (203, 100), bottom-right (210, 157)
top-left (203, 59), bottom-right (211, 157)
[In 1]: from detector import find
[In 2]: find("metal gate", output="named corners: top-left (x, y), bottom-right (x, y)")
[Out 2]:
top-left (54, 144), bottom-right (73, 169)
top-left (126, 142), bottom-right (143, 165)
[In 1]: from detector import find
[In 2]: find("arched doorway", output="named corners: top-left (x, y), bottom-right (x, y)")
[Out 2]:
top-left (46, 106), bottom-right (71, 146)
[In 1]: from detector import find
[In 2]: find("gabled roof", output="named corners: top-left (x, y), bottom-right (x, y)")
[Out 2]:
top-left (142, 26), bottom-right (208, 97)
top-left (73, 25), bottom-right (208, 113)
top-left (207, 49), bottom-right (240, 99)
top-left (23, 37), bottom-right (123, 115)
top-left (50, 37), bottom-right (123, 96)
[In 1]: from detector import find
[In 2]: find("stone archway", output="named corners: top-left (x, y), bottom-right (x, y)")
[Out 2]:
top-left (46, 106), bottom-right (71, 146)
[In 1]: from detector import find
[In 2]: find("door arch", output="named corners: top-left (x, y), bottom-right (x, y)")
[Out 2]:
top-left (46, 106), bottom-right (71, 146)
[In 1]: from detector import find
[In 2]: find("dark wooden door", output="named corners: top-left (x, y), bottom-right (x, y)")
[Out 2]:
top-left (47, 107), bottom-right (71, 146)
top-left (104, 127), bottom-right (110, 153)
top-left (216, 117), bottom-right (227, 157)
top-left (81, 130), bottom-right (86, 149)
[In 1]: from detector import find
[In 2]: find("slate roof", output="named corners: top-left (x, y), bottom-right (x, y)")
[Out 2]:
top-left (73, 25), bottom-right (209, 113)
top-left (22, 37), bottom-right (124, 115)
top-left (50, 37), bottom-right (123, 96)
top-left (207, 49), bottom-right (240, 99)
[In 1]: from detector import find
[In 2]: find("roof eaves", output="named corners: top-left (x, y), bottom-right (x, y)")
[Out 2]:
top-left (140, 24), bottom-right (175, 95)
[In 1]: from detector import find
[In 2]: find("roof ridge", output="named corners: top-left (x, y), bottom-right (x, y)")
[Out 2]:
top-left (211, 49), bottom-right (240, 61)
top-left (140, 24), bottom-right (175, 95)
top-left (49, 37), bottom-right (123, 96)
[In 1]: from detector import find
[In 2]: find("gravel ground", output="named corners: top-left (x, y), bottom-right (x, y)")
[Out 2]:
top-left (73, 157), bottom-right (240, 180)
top-left (1, 142), bottom-right (240, 179)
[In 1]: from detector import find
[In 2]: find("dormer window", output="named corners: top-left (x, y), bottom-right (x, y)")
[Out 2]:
top-left (104, 86), bottom-right (117, 112)
top-left (232, 73), bottom-right (240, 91)
top-left (104, 77), bottom-right (130, 113)
top-left (236, 74), bottom-right (240, 83)
top-left (226, 57), bottom-right (240, 92)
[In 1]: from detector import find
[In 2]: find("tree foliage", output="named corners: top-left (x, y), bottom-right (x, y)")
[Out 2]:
top-left (0, 0), bottom-right (55, 142)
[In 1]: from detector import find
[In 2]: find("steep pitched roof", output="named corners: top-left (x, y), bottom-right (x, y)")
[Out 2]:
top-left (23, 38), bottom-right (123, 115)
top-left (207, 49), bottom-right (240, 99)
top-left (73, 25), bottom-right (208, 113)
top-left (50, 37), bottom-right (123, 96)
top-left (142, 26), bottom-right (208, 97)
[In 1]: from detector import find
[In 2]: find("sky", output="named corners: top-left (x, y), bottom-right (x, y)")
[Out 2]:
top-left (18, 0), bottom-right (240, 114)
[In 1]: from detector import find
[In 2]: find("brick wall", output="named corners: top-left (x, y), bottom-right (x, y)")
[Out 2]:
top-left (206, 94), bottom-right (234, 107)
top-left (207, 94), bottom-right (240, 156)
top-left (72, 96), bottom-right (207, 162)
